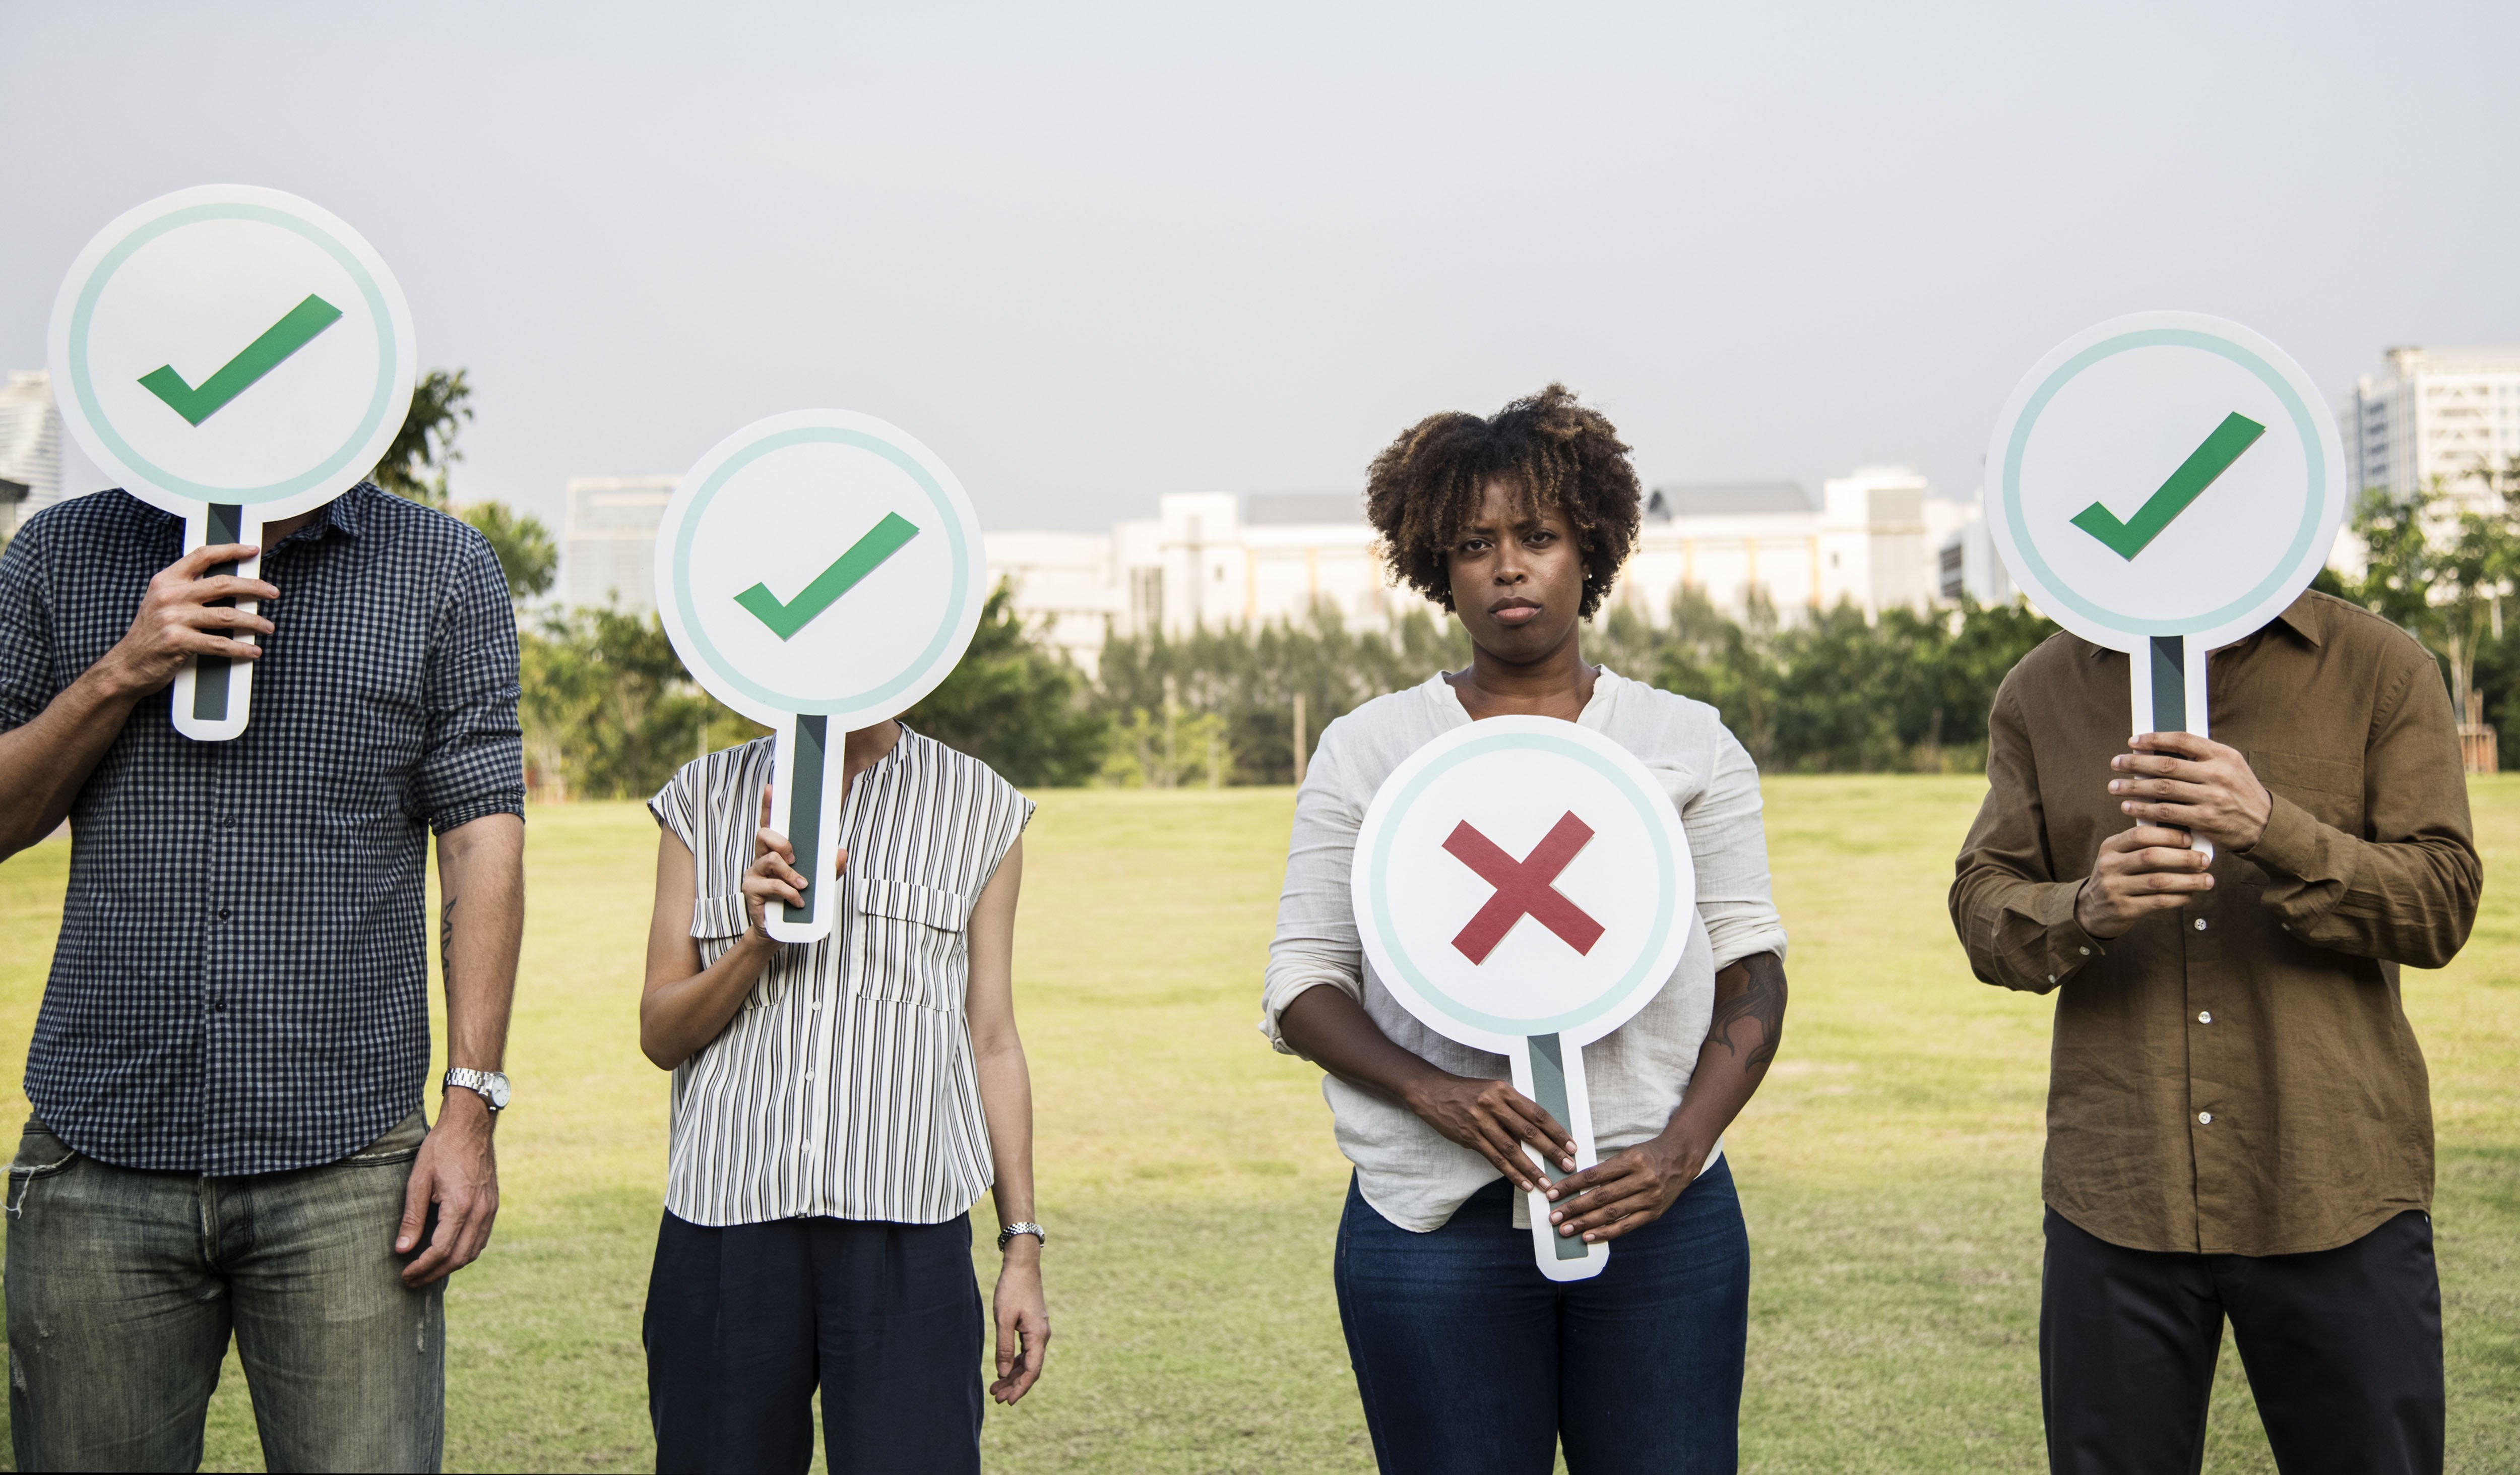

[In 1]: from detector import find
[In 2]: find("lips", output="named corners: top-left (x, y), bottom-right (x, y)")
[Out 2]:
top-left (1490, 598), bottom-right (1542, 627)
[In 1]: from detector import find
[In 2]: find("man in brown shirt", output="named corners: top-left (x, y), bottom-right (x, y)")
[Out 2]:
top-left (1951, 589), bottom-right (2479, 1474)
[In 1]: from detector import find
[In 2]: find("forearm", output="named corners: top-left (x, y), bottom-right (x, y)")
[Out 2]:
top-left (640, 933), bottom-right (778, 1068)
top-left (2248, 796), bottom-right (2480, 967)
top-left (1663, 952), bottom-right (1786, 1154)
top-left (0, 668), bottom-right (143, 858)
top-left (437, 815), bottom-right (524, 1076)
top-left (1277, 982), bottom-right (1459, 1109)
top-left (976, 1040), bottom-right (1037, 1228)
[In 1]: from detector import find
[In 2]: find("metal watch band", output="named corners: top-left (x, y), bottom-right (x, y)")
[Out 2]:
top-left (444, 1068), bottom-right (506, 1113)
top-left (997, 1221), bottom-right (1046, 1251)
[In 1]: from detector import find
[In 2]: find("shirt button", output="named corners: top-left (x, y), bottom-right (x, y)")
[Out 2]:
top-left (216, 907), bottom-right (232, 920)
top-left (2193, 918), bottom-right (2208, 931)
top-left (2046, 974), bottom-right (2056, 984)
top-left (2079, 947), bottom-right (2090, 956)
top-left (2197, 1011), bottom-right (2213, 1024)
top-left (2198, 1111), bottom-right (2213, 1125)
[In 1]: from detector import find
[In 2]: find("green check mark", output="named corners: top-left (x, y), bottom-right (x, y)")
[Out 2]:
top-left (2070, 411), bottom-right (2267, 560)
top-left (733, 512), bottom-right (922, 640)
top-left (137, 294), bottom-right (345, 426)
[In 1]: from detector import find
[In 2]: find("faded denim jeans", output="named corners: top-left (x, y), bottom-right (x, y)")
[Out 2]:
top-left (5, 1111), bottom-right (444, 1472)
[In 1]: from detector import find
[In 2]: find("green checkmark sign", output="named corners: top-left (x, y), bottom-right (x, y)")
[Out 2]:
top-left (136, 294), bottom-right (345, 426)
top-left (2070, 411), bottom-right (2267, 560)
top-left (733, 512), bottom-right (922, 640)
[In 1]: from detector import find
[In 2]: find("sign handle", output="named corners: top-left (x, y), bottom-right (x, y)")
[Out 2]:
top-left (1508, 1031), bottom-right (1611, 1282)
top-left (766, 714), bottom-right (843, 944)
top-left (170, 502), bottom-right (259, 742)
top-left (2127, 634), bottom-right (2215, 864)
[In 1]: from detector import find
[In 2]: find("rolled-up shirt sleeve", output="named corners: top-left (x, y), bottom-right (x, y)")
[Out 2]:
top-left (0, 517), bottom-right (61, 734)
top-left (1260, 722), bottom-right (1367, 1055)
top-left (2243, 644), bottom-right (2479, 968)
top-left (406, 533), bottom-right (526, 833)
top-left (1950, 673), bottom-right (2106, 994)
top-left (1686, 725), bottom-right (1789, 968)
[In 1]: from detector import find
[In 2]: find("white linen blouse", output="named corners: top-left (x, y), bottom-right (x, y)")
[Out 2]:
top-left (1262, 669), bottom-right (1789, 1233)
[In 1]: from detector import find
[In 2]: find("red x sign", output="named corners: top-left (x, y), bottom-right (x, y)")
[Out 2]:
top-left (1442, 812), bottom-right (1606, 964)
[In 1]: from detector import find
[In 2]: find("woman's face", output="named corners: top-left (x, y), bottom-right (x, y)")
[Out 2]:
top-left (1444, 477), bottom-right (1586, 663)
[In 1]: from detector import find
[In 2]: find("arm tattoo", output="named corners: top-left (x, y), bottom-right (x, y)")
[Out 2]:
top-left (1707, 954), bottom-right (1787, 1070)
top-left (440, 894), bottom-right (457, 986)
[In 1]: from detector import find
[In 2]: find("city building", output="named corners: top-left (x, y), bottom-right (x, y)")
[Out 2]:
top-left (2337, 345), bottom-right (2520, 507)
top-left (0, 371), bottom-right (64, 540)
top-left (561, 475), bottom-right (677, 612)
top-left (986, 469), bottom-right (1983, 672)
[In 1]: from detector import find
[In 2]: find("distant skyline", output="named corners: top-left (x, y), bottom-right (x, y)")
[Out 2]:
top-left (5, 1), bottom-right (2515, 534)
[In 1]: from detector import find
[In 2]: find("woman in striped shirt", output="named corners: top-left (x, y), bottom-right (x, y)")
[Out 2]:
top-left (637, 719), bottom-right (1047, 1473)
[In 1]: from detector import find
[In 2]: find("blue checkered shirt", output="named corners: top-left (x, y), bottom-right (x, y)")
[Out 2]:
top-left (0, 484), bottom-right (524, 1175)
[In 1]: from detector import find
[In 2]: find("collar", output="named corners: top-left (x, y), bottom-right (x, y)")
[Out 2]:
top-left (304, 480), bottom-right (378, 540)
top-left (2081, 590), bottom-right (2328, 660)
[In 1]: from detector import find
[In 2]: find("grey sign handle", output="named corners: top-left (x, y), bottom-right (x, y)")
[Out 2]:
top-left (1524, 1031), bottom-right (1588, 1262)
top-left (192, 502), bottom-right (246, 723)
top-left (781, 713), bottom-right (829, 929)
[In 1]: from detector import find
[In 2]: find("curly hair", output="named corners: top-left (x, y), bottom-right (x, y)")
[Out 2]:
top-left (1364, 383), bottom-right (1642, 621)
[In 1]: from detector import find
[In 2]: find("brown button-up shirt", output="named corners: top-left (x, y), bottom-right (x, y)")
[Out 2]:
top-left (1950, 591), bottom-right (2480, 1257)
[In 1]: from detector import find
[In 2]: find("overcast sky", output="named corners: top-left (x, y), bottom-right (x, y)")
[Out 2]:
top-left (5, 1), bottom-right (2514, 534)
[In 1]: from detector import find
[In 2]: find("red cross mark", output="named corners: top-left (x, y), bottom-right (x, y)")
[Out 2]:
top-left (1442, 812), bottom-right (1606, 964)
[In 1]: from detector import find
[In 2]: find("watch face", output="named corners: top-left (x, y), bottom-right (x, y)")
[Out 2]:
top-left (485, 1073), bottom-right (512, 1111)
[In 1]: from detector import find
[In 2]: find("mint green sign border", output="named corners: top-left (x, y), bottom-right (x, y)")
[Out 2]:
top-left (2001, 328), bottom-right (2328, 639)
top-left (669, 427), bottom-right (972, 716)
top-left (65, 202), bottom-right (398, 505)
top-left (1366, 729), bottom-right (1681, 1039)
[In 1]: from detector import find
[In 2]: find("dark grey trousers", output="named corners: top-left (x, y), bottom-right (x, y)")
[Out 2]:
top-left (2040, 1205), bottom-right (2442, 1475)
top-left (5, 1111), bottom-right (445, 1472)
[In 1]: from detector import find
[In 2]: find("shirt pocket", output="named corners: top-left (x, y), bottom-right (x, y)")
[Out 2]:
top-left (850, 876), bottom-right (971, 1013)
top-left (2249, 747), bottom-right (2364, 833)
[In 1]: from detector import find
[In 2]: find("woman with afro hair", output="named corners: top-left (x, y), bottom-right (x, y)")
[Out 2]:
top-left (1261, 385), bottom-right (1791, 1473)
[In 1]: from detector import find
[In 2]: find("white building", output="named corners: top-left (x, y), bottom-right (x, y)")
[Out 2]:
top-left (561, 475), bottom-right (676, 613)
top-left (0, 371), bottom-right (65, 540)
top-left (2338, 345), bottom-right (2520, 507)
top-left (988, 469), bottom-right (1980, 672)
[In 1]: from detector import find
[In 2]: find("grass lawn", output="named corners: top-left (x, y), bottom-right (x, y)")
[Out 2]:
top-left (1, 775), bottom-right (2514, 1471)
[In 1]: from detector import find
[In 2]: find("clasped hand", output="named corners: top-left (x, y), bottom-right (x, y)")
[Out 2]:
top-left (2075, 731), bottom-right (2272, 940)
top-left (742, 784), bottom-right (846, 938)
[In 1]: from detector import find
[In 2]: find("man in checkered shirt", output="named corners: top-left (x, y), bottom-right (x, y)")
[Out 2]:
top-left (0, 481), bottom-right (525, 1471)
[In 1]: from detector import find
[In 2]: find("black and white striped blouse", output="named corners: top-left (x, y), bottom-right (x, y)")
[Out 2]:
top-left (647, 727), bottom-right (1033, 1227)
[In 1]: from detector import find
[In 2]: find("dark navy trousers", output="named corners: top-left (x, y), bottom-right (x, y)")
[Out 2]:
top-left (644, 1209), bottom-right (985, 1474)
top-left (1334, 1158), bottom-right (1752, 1474)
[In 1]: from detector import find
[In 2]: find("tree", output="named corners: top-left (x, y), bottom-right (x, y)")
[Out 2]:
top-left (518, 603), bottom-right (765, 801)
top-left (371, 369), bottom-right (473, 508)
top-left (461, 502), bottom-right (558, 601)
top-left (900, 583), bottom-right (1109, 786)
top-left (370, 366), bottom-right (560, 602)
top-left (2345, 475), bottom-right (2520, 720)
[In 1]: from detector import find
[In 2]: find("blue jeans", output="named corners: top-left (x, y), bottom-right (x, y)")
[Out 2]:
top-left (5, 1112), bottom-right (445, 1472)
top-left (1335, 1157), bottom-right (1750, 1475)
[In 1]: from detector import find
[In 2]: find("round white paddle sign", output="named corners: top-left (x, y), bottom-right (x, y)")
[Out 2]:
top-left (45, 184), bottom-right (418, 742)
top-left (1352, 715), bottom-right (1693, 1280)
top-left (654, 410), bottom-right (988, 943)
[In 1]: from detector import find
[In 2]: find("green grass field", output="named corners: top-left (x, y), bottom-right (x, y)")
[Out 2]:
top-left (3, 776), bottom-right (2515, 1471)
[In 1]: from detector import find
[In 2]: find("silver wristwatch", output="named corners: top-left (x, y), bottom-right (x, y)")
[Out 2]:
top-left (997, 1221), bottom-right (1046, 1251)
top-left (443, 1068), bottom-right (512, 1115)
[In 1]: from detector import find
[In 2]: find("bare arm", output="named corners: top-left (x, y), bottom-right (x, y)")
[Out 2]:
top-left (1544, 950), bottom-right (1787, 1244)
top-left (1277, 983), bottom-right (1577, 1194)
top-left (965, 837), bottom-right (1049, 1405)
top-left (0, 540), bottom-right (275, 858)
top-left (397, 810), bottom-right (525, 1284)
top-left (639, 784), bottom-right (825, 1069)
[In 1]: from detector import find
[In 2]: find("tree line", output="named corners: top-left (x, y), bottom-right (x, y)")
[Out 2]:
top-left (356, 369), bottom-right (2520, 800)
